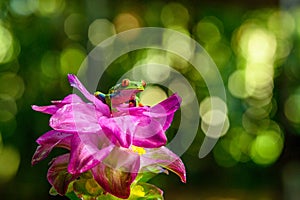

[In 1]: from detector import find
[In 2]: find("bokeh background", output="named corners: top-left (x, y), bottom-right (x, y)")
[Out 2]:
top-left (0, 0), bottom-right (300, 199)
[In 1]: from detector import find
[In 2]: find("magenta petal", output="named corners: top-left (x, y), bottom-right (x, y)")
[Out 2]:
top-left (99, 116), bottom-right (135, 148)
top-left (32, 94), bottom-right (84, 115)
top-left (68, 132), bottom-right (114, 174)
top-left (100, 109), bottom-right (167, 148)
top-left (47, 153), bottom-right (79, 195)
top-left (32, 105), bottom-right (59, 115)
top-left (67, 74), bottom-right (110, 117)
top-left (133, 119), bottom-right (167, 148)
top-left (91, 147), bottom-right (140, 198)
top-left (140, 146), bottom-right (186, 183)
top-left (148, 93), bottom-right (181, 131)
top-left (50, 103), bottom-right (102, 133)
top-left (32, 130), bottom-right (72, 165)
top-left (51, 94), bottom-right (83, 105)
top-left (106, 94), bottom-right (181, 148)
top-left (150, 93), bottom-right (181, 116)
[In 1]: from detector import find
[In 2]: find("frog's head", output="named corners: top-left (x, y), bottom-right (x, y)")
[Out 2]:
top-left (109, 79), bottom-right (146, 105)
top-left (110, 79), bottom-right (146, 93)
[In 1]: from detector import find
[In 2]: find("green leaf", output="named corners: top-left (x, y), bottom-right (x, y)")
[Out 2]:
top-left (73, 177), bottom-right (104, 197)
top-left (129, 183), bottom-right (164, 200)
top-left (134, 172), bottom-right (157, 183)
top-left (96, 194), bottom-right (120, 200)
top-left (66, 191), bottom-right (81, 200)
top-left (50, 171), bottom-right (164, 200)
top-left (49, 186), bottom-right (58, 196)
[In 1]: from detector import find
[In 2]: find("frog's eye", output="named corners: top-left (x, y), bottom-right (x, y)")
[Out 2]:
top-left (122, 79), bottom-right (130, 87)
top-left (141, 80), bottom-right (146, 87)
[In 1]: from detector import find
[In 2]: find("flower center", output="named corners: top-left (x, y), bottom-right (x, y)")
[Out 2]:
top-left (131, 145), bottom-right (146, 155)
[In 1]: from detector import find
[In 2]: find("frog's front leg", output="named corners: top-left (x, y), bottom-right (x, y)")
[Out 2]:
top-left (129, 96), bottom-right (143, 107)
top-left (94, 91), bottom-right (105, 102)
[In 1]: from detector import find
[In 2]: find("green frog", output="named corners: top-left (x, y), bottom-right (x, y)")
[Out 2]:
top-left (94, 79), bottom-right (146, 112)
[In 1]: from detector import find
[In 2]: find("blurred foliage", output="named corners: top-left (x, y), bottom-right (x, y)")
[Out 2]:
top-left (0, 0), bottom-right (300, 199)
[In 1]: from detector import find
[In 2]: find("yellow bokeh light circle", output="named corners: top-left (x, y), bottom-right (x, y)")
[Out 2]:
top-left (64, 13), bottom-right (87, 41)
top-left (229, 127), bottom-right (253, 163)
top-left (228, 70), bottom-right (249, 99)
top-left (0, 145), bottom-right (20, 183)
top-left (233, 23), bottom-right (277, 63)
top-left (195, 17), bottom-right (222, 44)
top-left (36, 0), bottom-right (65, 16)
top-left (0, 72), bottom-right (25, 99)
top-left (284, 93), bottom-right (300, 124)
top-left (268, 10), bottom-right (295, 39)
top-left (0, 25), bottom-right (16, 64)
top-left (199, 96), bottom-right (228, 117)
top-left (161, 3), bottom-right (189, 28)
top-left (140, 86), bottom-right (167, 107)
top-left (201, 110), bottom-right (230, 138)
top-left (135, 53), bottom-right (172, 83)
top-left (200, 96), bottom-right (229, 139)
top-left (250, 130), bottom-right (284, 165)
top-left (245, 63), bottom-right (274, 99)
top-left (168, 79), bottom-right (195, 106)
top-left (0, 95), bottom-right (17, 122)
top-left (114, 13), bottom-right (141, 33)
top-left (88, 19), bottom-right (116, 46)
top-left (246, 28), bottom-right (277, 62)
top-left (163, 28), bottom-right (194, 61)
top-left (60, 44), bottom-right (86, 75)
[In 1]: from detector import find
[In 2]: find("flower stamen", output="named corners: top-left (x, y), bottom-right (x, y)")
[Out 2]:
top-left (131, 145), bottom-right (146, 155)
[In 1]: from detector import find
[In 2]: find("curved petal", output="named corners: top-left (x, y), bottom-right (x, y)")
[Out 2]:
top-left (140, 146), bottom-right (186, 183)
top-left (100, 108), bottom-right (167, 148)
top-left (67, 74), bottom-right (110, 117)
top-left (133, 118), bottom-right (167, 148)
top-left (150, 93), bottom-right (181, 115)
top-left (32, 105), bottom-right (59, 115)
top-left (50, 103), bottom-right (102, 133)
top-left (148, 93), bottom-right (181, 131)
top-left (51, 94), bottom-right (83, 105)
top-left (99, 116), bottom-right (135, 148)
top-left (47, 153), bottom-right (80, 195)
top-left (91, 147), bottom-right (140, 199)
top-left (106, 94), bottom-right (181, 148)
top-left (32, 94), bottom-right (83, 115)
top-left (68, 132), bottom-right (114, 174)
top-left (32, 130), bottom-right (72, 165)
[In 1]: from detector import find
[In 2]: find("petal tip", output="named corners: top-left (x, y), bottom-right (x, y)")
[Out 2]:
top-left (67, 74), bottom-right (77, 86)
top-left (31, 105), bottom-right (38, 110)
top-left (31, 159), bottom-right (38, 166)
top-left (181, 172), bottom-right (187, 183)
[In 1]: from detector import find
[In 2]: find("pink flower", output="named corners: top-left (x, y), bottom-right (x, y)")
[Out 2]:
top-left (32, 74), bottom-right (186, 199)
